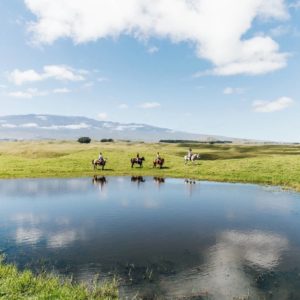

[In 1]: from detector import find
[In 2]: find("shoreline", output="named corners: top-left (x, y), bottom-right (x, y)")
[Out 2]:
top-left (0, 173), bottom-right (297, 193)
top-left (1, 141), bottom-right (300, 192)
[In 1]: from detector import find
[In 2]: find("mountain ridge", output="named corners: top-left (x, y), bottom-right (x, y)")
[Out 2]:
top-left (0, 114), bottom-right (249, 142)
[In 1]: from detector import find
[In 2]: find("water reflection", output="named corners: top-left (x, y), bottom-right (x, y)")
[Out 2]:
top-left (131, 176), bottom-right (145, 183)
top-left (162, 230), bottom-right (288, 299)
top-left (92, 175), bottom-right (107, 191)
top-left (0, 178), bottom-right (300, 299)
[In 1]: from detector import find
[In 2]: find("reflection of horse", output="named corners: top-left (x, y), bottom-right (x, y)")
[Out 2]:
top-left (153, 158), bottom-right (164, 169)
top-left (184, 153), bottom-right (201, 164)
top-left (93, 175), bottom-right (107, 190)
top-left (92, 159), bottom-right (107, 170)
top-left (131, 157), bottom-right (145, 168)
top-left (131, 176), bottom-right (145, 183)
top-left (154, 177), bottom-right (165, 183)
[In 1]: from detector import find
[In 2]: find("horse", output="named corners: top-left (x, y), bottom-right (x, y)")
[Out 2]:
top-left (130, 157), bottom-right (145, 168)
top-left (153, 158), bottom-right (164, 169)
top-left (92, 158), bottom-right (107, 170)
top-left (184, 153), bottom-right (201, 164)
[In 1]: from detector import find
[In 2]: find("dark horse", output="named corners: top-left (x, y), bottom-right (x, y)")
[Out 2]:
top-left (131, 157), bottom-right (145, 168)
top-left (92, 159), bottom-right (106, 170)
top-left (153, 158), bottom-right (164, 169)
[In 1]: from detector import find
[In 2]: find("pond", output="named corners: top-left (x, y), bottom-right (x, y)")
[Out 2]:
top-left (0, 177), bottom-right (300, 299)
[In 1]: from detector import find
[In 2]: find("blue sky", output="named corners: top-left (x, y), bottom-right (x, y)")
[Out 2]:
top-left (0, 0), bottom-right (300, 141)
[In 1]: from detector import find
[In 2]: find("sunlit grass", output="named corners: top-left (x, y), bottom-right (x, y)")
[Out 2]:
top-left (0, 140), bottom-right (300, 191)
top-left (0, 256), bottom-right (118, 299)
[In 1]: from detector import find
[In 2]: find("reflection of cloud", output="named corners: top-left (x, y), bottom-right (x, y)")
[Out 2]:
top-left (11, 211), bottom-right (79, 249)
top-left (15, 228), bottom-right (43, 244)
top-left (11, 213), bottom-right (47, 225)
top-left (161, 230), bottom-right (288, 299)
top-left (221, 230), bottom-right (288, 269)
top-left (48, 230), bottom-right (77, 249)
top-left (0, 179), bottom-right (91, 197)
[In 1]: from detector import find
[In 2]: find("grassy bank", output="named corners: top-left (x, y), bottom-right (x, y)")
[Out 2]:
top-left (0, 257), bottom-right (118, 299)
top-left (0, 140), bottom-right (300, 190)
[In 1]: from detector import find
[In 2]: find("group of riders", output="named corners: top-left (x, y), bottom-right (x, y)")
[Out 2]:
top-left (94, 148), bottom-right (195, 166)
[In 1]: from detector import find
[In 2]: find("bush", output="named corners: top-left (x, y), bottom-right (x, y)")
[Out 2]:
top-left (77, 137), bottom-right (91, 144)
top-left (101, 138), bottom-right (114, 143)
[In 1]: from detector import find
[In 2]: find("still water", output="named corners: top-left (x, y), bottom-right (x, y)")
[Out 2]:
top-left (0, 177), bottom-right (300, 299)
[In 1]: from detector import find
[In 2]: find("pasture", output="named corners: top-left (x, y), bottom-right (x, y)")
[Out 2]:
top-left (1, 140), bottom-right (300, 190)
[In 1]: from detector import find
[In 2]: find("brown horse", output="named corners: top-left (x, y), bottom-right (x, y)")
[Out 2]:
top-left (130, 157), bottom-right (145, 168)
top-left (153, 158), bottom-right (164, 169)
top-left (92, 159), bottom-right (106, 170)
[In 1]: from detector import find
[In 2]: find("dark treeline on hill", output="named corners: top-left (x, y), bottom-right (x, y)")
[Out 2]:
top-left (159, 139), bottom-right (233, 144)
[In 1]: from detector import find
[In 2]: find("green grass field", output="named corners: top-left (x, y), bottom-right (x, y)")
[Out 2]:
top-left (1, 140), bottom-right (300, 191)
top-left (0, 256), bottom-right (118, 300)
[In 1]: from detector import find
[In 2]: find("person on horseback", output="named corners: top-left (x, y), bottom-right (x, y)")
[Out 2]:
top-left (156, 152), bottom-right (161, 160)
top-left (98, 152), bottom-right (104, 164)
top-left (188, 148), bottom-right (193, 161)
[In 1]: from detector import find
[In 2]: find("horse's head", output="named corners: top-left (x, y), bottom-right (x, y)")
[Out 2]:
top-left (141, 157), bottom-right (145, 161)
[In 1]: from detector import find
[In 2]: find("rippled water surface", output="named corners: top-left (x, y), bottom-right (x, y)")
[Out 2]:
top-left (0, 177), bottom-right (300, 299)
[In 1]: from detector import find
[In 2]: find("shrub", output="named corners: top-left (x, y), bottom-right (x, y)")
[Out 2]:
top-left (101, 138), bottom-right (114, 143)
top-left (77, 137), bottom-right (91, 144)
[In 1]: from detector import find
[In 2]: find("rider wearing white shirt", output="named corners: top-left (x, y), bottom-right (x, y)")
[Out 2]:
top-left (188, 148), bottom-right (193, 160)
top-left (98, 152), bottom-right (104, 162)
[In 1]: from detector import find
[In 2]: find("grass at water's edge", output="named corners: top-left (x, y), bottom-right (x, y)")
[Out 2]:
top-left (0, 140), bottom-right (300, 191)
top-left (0, 256), bottom-right (118, 300)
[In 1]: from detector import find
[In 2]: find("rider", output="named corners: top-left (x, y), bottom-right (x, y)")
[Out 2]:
top-left (136, 153), bottom-right (140, 162)
top-left (98, 152), bottom-right (104, 163)
top-left (156, 152), bottom-right (161, 162)
top-left (188, 148), bottom-right (193, 161)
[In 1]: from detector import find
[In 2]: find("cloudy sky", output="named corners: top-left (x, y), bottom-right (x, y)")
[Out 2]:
top-left (0, 0), bottom-right (300, 141)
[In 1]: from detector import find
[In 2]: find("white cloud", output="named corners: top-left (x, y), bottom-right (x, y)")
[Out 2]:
top-left (53, 87), bottom-right (71, 94)
top-left (223, 87), bottom-right (244, 95)
top-left (41, 122), bottom-right (91, 130)
top-left (20, 123), bottom-right (39, 128)
top-left (139, 102), bottom-right (161, 109)
top-left (1, 123), bottom-right (17, 128)
top-left (0, 84), bottom-right (7, 89)
top-left (24, 0), bottom-right (289, 76)
top-left (114, 124), bottom-right (144, 131)
top-left (8, 91), bottom-right (33, 99)
top-left (98, 112), bottom-right (108, 120)
top-left (289, 1), bottom-right (300, 9)
top-left (9, 65), bottom-right (86, 85)
top-left (147, 46), bottom-right (159, 54)
top-left (270, 25), bottom-right (291, 37)
top-left (61, 123), bottom-right (90, 129)
top-left (118, 103), bottom-right (128, 109)
top-left (97, 77), bottom-right (108, 83)
top-left (82, 81), bottom-right (94, 88)
top-left (253, 96), bottom-right (294, 112)
top-left (7, 88), bottom-right (48, 98)
top-left (36, 115), bottom-right (47, 120)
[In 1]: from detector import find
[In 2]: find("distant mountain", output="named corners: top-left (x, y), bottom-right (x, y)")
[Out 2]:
top-left (0, 114), bottom-right (242, 142)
